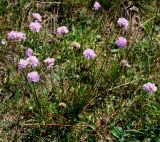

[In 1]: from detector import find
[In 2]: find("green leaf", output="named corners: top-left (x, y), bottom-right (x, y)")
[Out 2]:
top-left (89, 124), bottom-right (96, 130)
top-left (110, 127), bottom-right (123, 140)
top-left (111, 49), bottom-right (119, 53)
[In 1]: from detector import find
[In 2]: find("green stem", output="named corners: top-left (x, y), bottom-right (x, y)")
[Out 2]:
top-left (30, 83), bottom-right (42, 116)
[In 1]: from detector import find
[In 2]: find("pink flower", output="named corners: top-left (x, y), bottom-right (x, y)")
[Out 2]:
top-left (83, 49), bottom-right (96, 59)
top-left (117, 18), bottom-right (129, 30)
top-left (56, 26), bottom-right (69, 35)
top-left (93, 1), bottom-right (101, 10)
top-left (18, 59), bottom-right (29, 69)
top-left (27, 71), bottom-right (40, 82)
top-left (25, 48), bottom-right (33, 58)
top-left (7, 31), bottom-right (16, 40)
top-left (32, 13), bottom-right (42, 22)
top-left (27, 56), bottom-right (39, 67)
top-left (7, 31), bottom-right (26, 41)
top-left (44, 57), bottom-right (55, 68)
top-left (143, 82), bottom-right (157, 94)
top-left (115, 37), bottom-right (127, 48)
top-left (29, 22), bottom-right (41, 32)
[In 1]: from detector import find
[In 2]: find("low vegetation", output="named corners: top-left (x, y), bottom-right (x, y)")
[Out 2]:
top-left (0, 0), bottom-right (160, 141)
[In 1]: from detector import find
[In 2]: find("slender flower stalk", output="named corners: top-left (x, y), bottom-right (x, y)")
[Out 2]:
top-left (27, 72), bottom-right (42, 116)
top-left (29, 83), bottom-right (43, 116)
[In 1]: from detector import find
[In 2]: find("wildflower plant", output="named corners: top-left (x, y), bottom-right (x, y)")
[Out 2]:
top-left (1, 1), bottom-right (159, 142)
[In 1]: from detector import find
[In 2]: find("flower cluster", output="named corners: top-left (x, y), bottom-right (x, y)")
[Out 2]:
top-left (83, 49), bottom-right (96, 59)
top-left (56, 26), bottom-right (69, 35)
top-left (7, 31), bottom-right (26, 42)
top-left (7, 9), bottom-right (158, 95)
top-left (18, 48), bottom-right (39, 70)
top-left (27, 71), bottom-right (40, 83)
top-left (44, 57), bottom-right (55, 68)
top-left (117, 18), bottom-right (129, 30)
top-left (18, 48), bottom-right (56, 82)
top-left (115, 37), bottom-right (127, 48)
top-left (143, 82), bottom-right (157, 94)
top-left (115, 17), bottom-right (129, 48)
top-left (18, 55), bottom-right (40, 83)
top-left (18, 56), bottom-right (39, 70)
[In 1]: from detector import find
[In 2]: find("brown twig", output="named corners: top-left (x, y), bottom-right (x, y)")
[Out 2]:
top-left (22, 123), bottom-right (71, 127)
top-left (108, 100), bottom-right (126, 121)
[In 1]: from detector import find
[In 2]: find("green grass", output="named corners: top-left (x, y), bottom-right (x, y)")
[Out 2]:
top-left (0, 0), bottom-right (160, 141)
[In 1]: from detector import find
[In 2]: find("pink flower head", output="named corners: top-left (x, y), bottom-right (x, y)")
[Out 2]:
top-left (44, 57), bottom-right (55, 68)
top-left (18, 59), bottom-right (29, 69)
top-left (7, 31), bottom-right (16, 40)
top-left (117, 18), bottom-right (129, 30)
top-left (83, 49), bottom-right (96, 59)
top-left (25, 48), bottom-right (33, 58)
top-left (29, 22), bottom-right (41, 32)
top-left (56, 26), bottom-right (69, 35)
top-left (143, 82), bottom-right (157, 94)
top-left (27, 56), bottom-right (39, 67)
top-left (16, 32), bottom-right (26, 41)
top-left (27, 71), bottom-right (40, 83)
top-left (115, 37), bottom-right (127, 48)
top-left (7, 31), bottom-right (26, 42)
top-left (93, 1), bottom-right (101, 10)
top-left (32, 13), bottom-right (42, 22)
